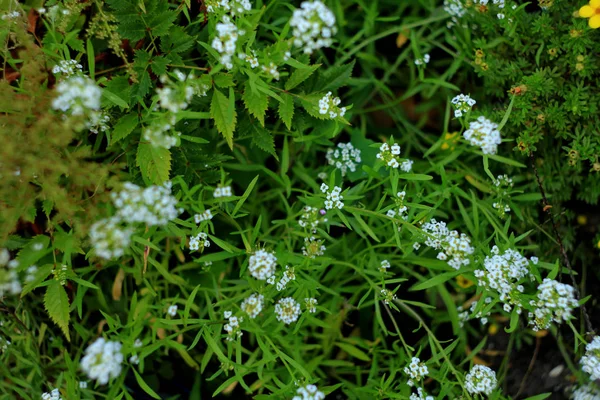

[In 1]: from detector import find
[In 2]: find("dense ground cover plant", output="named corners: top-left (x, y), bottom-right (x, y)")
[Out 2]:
top-left (1, 0), bottom-right (600, 399)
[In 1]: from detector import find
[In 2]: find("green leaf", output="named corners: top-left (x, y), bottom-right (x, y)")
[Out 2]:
top-left (136, 143), bottom-right (171, 184)
top-left (278, 93), bottom-right (294, 130)
top-left (132, 369), bottom-right (161, 399)
top-left (211, 89), bottom-right (237, 149)
top-left (102, 89), bottom-right (129, 109)
top-left (317, 60), bottom-right (355, 92)
top-left (242, 80), bottom-right (269, 126)
top-left (249, 123), bottom-right (276, 157)
top-left (86, 39), bottom-right (95, 79)
top-left (233, 175), bottom-right (259, 215)
top-left (522, 394), bottom-right (552, 400)
top-left (214, 73), bottom-right (235, 88)
top-left (285, 64), bottom-right (320, 91)
top-left (44, 280), bottom-right (71, 341)
top-left (410, 270), bottom-right (461, 291)
top-left (112, 113), bottom-right (138, 142)
top-left (335, 342), bottom-right (370, 362)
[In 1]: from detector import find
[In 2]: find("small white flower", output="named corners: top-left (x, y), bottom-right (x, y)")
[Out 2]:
top-left (305, 298), bottom-right (318, 313)
top-left (241, 293), bottom-right (265, 319)
top-left (275, 297), bottom-right (301, 325)
top-left (248, 249), bottom-right (278, 280)
top-left (463, 116), bottom-right (502, 155)
top-left (465, 365), bottom-right (497, 396)
top-left (292, 384), bottom-right (325, 400)
top-left (80, 338), bottom-right (124, 385)
top-left (404, 357), bottom-right (428, 387)
top-left (326, 142), bottom-right (361, 176)
top-left (167, 304), bottom-right (178, 317)
top-left (290, 1), bottom-right (337, 54)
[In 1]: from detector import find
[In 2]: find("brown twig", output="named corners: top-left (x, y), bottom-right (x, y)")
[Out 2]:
top-left (515, 336), bottom-right (541, 399)
top-left (529, 153), bottom-right (595, 337)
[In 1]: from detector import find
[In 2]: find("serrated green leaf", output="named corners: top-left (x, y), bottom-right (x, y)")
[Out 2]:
top-left (44, 280), bottom-right (70, 341)
top-left (243, 80), bottom-right (269, 126)
top-left (278, 93), bottom-right (294, 129)
top-left (112, 113), bottom-right (138, 142)
top-left (317, 60), bottom-right (355, 92)
top-left (214, 73), bottom-right (235, 88)
top-left (210, 89), bottom-right (236, 149)
top-left (136, 143), bottom-right (171, 184)
top-left (285, 64), bottom-right (320, 91)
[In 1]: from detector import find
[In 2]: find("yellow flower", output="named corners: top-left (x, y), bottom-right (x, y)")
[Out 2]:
top-left (579, 0), bottom-right (600, 29)
top-left (441, 132), bottom-right (460, 151)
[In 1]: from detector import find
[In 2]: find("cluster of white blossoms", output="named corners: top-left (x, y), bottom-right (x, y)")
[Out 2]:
top-left (195, 209), bottom-right (214, 223)
top-left (274, 265), bottom-right (296, 291)
top-left (52, 75), bottom-right (102, 128)
top-left (238, 50), bottom-right (259, 68)
top-left (326, 142), bottom-right (361, 176)
top-left (129, 338), bottom-right (143, 365)
top-left (410, 388), bottom-right (434, 400)
top-left (214, 185), bottom-right (233, 198)
top-left (1, 11), bottom-right (20, 20)
top-left (414, 54), bottom-right (430, 66)
top-left (465, 365), bottom-right (497, 396)
top-left (189, 232), bottom-right (210, 251)
top-left (205, 0), bottom-right (251, 16)
top-left (223, 311), bottom-right (243, 341)
top-left (386, 191), bottom-right (409, 225)
top-left (248, 249), bottom-right (278, 280)
top-left (380, 288), bottom-right (396, 305)
top-left (305, 298), bottom-right (318, 313)
top-left (298, 206), bottom-right (327, 233)
top-left (290, 1), bottom-right (336, 54)
top-left (80, 338), bottom-right (124, 385)
top-left (443, 0), bottom-right (466, 19)
top-left (167, 304), bottom-right (178, 317)
top-left (404, 357), bottom-right (429, 387)
top-left (420, 219), bottom-right (474, 270)
top-left (41, 389), bottom-right (62, 400)
top-left (451, 94), bottom-right (476, 117)
top-left (474, 246), bottom-right (535, 312)
top-left (261, 62), bottom-right (280, 80)
top-left (0, 249), bottom-right (22, 297)
top-left (88, 110), bottom-right (111, 134)
top-left (90, 182), bottom-right (180, 260)
top-left (112, 182), bottom-right (181, 226)
top-left (528, 278), bottom-right (578, 331)
top-left (318, 92), bottom-right (347, 119)
top-left (89, 217), bottom-right (133, 260)
top-left (581, 337), bottom-right (600, 380)
top-left (0, 335), bottom-right (10, 353)
top-left (492, 174), bottom-right (513, 218)
top-left (143, 118), bottom-right (178, 149)
top-left (292, 384), bottom-right (325, 400)
top-left (211, 16), bottom-right (242, 69)
top-left (241, 293), bottom-right (264, 319)
top-left (379, 259), bottom-right (391, 273)
top-left (302, 236), bottom-right (326, 259)
top-left (458, 297), bottom-right (494, 327)
top-left (320, 183), bottom-right (344, 210)
top-left (463, 116), bottom-right (502, 155)
top-left (156, 71), bottom-right (208, 114)
top-left (376, 142), bottom-right (413, 172)
top-left (275, 297), bottom-right (302, 325)
top-left (573, 383), bottom-right (600, 400)
top-left (52, 59), bottom-right (82, 77)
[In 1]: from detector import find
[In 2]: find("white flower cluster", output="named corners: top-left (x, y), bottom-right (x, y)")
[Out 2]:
top-left (463, 116), bottom-right (502, 155)
top-left (0, 335), bottom-right (10, 353)
top-left (80, 338), bottom-right (124, 385)
top-left (318, 92), bottom-right (346, 119)
top-left (298, 206), bottom-right (327, 233)
top-left (248, 249), bottom-right (278, 280)
top-left (129, 338), bottom-right (143, 364)
top-left (0, 249), bottom-right (22, 297)
top-left (458, 298), bottom-right (492, 326)
top-left (214, 185), bottom-right (233, 198)
top-left (112, 182), bottom-right (181, 226)
top-left (494, 174), bottom-right (513, 188)
top-left (386, 191), bottom-right (409, 225)
top-left (195, 209), bottom-right (214, 223)
top-left (275, 265), bottom-right (296, 291)
top-left (444, 0), bottom-right (466, 27)
top-left (238, 50), bottom-right (259, 68)
top-left (143, 118), bottom-right (178, 149)
top-left (414, 54), bottom-right (430, 66)
top-left (420, 219), bottom-right (474, 270)
top-left (52, 75), bottom-right (102, 123)
top-left (410, 388), bottom-right (434, 400)
top-left (465, 365), bottom-right (497, 396)
top-left (404, 357), bottom-right (428, 387)
top-left (41, 389), bottom-right (62, 400)
top-left (205, 0), bottom-right (251, 16)
top-left (157, 71), bottom-right (208, 114)
top-left (52, 59), bottom-right (82, 77)
top-left (211, 16), bottom-right (242, 69)
top-left (89, 217), bottom-right (133, 260)
top-left (292, 384), bottom-right (325, 400)
top-left (88, 110), bottom-right (111, 134)
top-left (1, 11), bottom-right (20, 20)
top-left (376, 143), bottom-right (413, 172)
top-left (529, 278), bottom-right (578, 331)
top-left (261, 62), bottom-right (280, 80)
top-left (290, 1), bottom-right (336, 54)
top-left (379, 259), bottom-right (391, 272)
top-left (275, 297), bottom-right (301, 325)
top-left (581, 337), bottom-right (600, 380)
top-left (573, 383), bottom-right (600, 400)
top-left (326, 142), bottom-right (361, 176)
top-left (305, 298), bottom-right (318, 313)
top-left (189, 232), bottom-right (210, 251)
top-left (474, 246), bottom-right (534, 311)
top-left (320, 183), bottom-right (344, 210)
top-left (241, 293), bottom-right (264, 319)
top-left (223, 311), bottom-right (243, 341)
top-left (302, 237), bottom-right (326, 259)
top-left (167, 304), bottom-right (178, 317)
top-left (451, 94), bottom-right (476, 117)
top-left (380, 289), bottom-right (396, 305)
